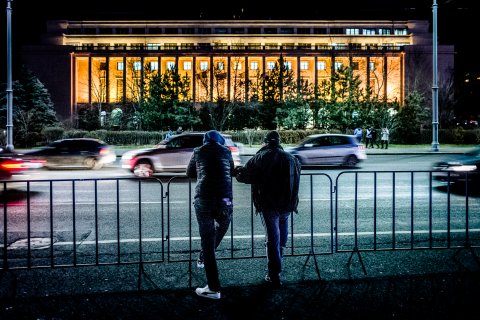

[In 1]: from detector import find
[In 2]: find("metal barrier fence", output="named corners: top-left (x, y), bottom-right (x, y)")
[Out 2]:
top-left (1, 171), bottom-right (479, 287)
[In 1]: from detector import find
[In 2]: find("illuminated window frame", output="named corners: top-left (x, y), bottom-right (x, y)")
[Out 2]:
top-left (133, 61), bottom-right (142, 71)
top-left (117, 62), bottom-right (124, 71)
top-left (300, 61), bottom-right (309, 70)
top-left (346, 28), bottom-right (359, 35)
top-left (150, 61), bottom-right (158, 71)
top-left (200, 61), bottom-right (209, 71)
top-left (250, 61), bottom-right (259, 70)
top-left (267, 61), bottom-right (275, 70)
top-left (166, 61), bottom-right (176, 70)
top-left (316, 61), bottom-right (326, 71)
top-left (183, 61), bottom-right (192, 70)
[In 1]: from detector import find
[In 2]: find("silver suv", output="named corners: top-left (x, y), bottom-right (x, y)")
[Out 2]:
top-left (121, 132), bottom-right (241, 177)
top-left (286, 133), bottom-right (367, 167)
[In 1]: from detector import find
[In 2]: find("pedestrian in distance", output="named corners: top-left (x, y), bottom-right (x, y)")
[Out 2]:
top-left (186, 130), bottom-right (236, 300)
top-left (381, 127), bottom-right (390, 149)
top-left (371, 127), bottom-right (380, 148)
top-left (235, 130), bottom-right (301, 288)
top-left (176, 126), bottom-right (183, 135)
top-left (164, 127), bottom-right (173, 140)
top-left (365, 127), bottom-right (373, 148)
top-left (353, 127), bottom-right (363, 143)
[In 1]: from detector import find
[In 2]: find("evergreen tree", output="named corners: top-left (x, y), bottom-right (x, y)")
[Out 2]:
top-left (0, 66), bottom-right (60, 147)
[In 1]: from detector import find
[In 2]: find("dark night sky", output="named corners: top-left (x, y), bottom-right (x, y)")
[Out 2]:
top-left (1, 0), bottom-right (477, 117)
top-left (4, 0), bottom-right (473, 46)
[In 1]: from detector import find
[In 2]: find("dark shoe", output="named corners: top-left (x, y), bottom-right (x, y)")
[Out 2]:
top-left (265, 274), bottom-right (282, 288)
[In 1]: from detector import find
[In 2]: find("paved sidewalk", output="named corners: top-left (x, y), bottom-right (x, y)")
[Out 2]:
top-left (1, 249), bottom-right (479, 319)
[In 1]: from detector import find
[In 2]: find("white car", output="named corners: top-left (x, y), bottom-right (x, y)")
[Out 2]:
top-left (121, 132), bottom-right (241, 177)
top-left (286, 133), bottom-right (367, 167)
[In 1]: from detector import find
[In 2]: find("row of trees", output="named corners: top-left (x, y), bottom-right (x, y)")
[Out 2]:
top-left (1, 57), bottom-right (441, 147)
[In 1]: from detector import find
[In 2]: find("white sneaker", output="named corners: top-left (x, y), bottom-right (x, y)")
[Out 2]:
top-left (195, 285), bottom-right (221, 299)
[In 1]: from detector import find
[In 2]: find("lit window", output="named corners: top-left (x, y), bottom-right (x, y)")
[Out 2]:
top-left (267, 62), bottom-right (275, 70)
top-left (394, 28), bottom-right (407, 35)
top-left (316, 61), bottom-right (326, 71)
top-left (334, 62), bottom-right (343, 70)
top-left (117, 62), bottom-right (124, 71)
top-left (250, 61), bottom-right (259, 70)
top-left (146, 43), bottom-right (160, 50)
top-left (369, 62), bottom-right (375, 71)
top-left (234, 62), bottom-right (242, 70)
top-left (346, 28), bottom-right (359, 35)
top-left (183, 61), bottom-right (192, 70)
top-left (378, 28), bottom-right (391, 35)
top-left (133, 61), bottom-right (142, 71)
top-left (362, 29), bottom-right (376, 35)
top-left (284, 61), bottom-right (292, 70)
top-left (200, 61), bottom-right (208, 71)
top-left (166, 61), bottom-right (176, 70)
top-left (300, 61), bottom-right (309, 70)
top-left (150, 61), bottom-right (158, 71)
top-left (217, 62), bottom-right (224, 70)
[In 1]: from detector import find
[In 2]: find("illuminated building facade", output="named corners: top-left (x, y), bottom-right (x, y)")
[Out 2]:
top-left (21, 19), bottom-right (454, 120)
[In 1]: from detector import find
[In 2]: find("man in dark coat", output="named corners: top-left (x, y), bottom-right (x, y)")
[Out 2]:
top-left (235, 130), bottom-right (301, 287)
top-left (186, 130), bottom-right (235, 299)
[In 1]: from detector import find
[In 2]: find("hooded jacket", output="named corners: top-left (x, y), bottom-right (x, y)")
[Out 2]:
top-left (235, 141), bottom-right (301, 213)
top-left (186, 130), bottom-right (235, 202)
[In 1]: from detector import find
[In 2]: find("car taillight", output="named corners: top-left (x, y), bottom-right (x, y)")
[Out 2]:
top-left (228, 146), bottom-right (239, 153)
top-left (1, 160), bottom-right (26, 173)
top-left (99, 148), bottom-right (110, 156)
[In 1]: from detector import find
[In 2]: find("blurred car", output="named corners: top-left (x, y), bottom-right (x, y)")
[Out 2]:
top-left (285, 133), bottom-right (367, 167)
top-left (432, 146), bottom-right (480, 184)
top-left (121, 132), bottom-right (241, 177)
top-left (22, 138), bottom-right (116, 170)
top-left (0, 146), bottom-right (28, 180)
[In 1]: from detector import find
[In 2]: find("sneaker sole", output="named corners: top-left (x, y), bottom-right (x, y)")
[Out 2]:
top-left (195, 291), bottom-right (221, 299)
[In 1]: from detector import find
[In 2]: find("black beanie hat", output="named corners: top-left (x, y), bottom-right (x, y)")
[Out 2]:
top-left (264, 130), bottom-right (280, 144)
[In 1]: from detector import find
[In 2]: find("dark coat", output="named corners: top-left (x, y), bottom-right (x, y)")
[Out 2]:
top-left (186, 132), bottom-right (235, 202)
top-left (235, 144), bottom-right (301, 213)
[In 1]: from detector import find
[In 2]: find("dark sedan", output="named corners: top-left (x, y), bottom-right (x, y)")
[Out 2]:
top-left (22, 138), bottom-right (116, 170)
top-left (432, 146), bottom-right (480, 184)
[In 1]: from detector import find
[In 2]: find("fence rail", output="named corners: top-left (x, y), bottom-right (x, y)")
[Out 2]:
top-left (1, 171), bottom-right (479, 288)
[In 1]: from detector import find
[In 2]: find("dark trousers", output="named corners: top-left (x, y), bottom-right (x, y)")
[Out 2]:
top-left (195, 199), bottom-right (232, 292)
top-left (381, 140), bottom-right (389, 149)
top-left (260, 211), bottom-right (290, 281)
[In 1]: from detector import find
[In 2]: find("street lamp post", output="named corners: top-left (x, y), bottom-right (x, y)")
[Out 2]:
top-left (432, 0), bottom-right (439, 152)
top-left (5, 0), bottom-right (14, 151)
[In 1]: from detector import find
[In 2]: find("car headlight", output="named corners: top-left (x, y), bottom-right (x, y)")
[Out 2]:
top-left (451, 165), bottom-right (477, 172)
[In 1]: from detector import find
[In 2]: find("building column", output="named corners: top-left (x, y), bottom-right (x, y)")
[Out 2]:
top-left (296, 56), bottom-right (301, 97)
top-left (192, 56), bottom-right (196, 104)
top-left (88, 56), bottom-right (92, 104)
top-left (122, 57), bottom-right (126, 105)
top-left (227, 56), bottom-right (231, 102)
top-left (245, 56), bottom-right (249, 102)
top-left (383, 56), bottom-right (388, 101)
top-left (210, 56), bottom-right (214, 101)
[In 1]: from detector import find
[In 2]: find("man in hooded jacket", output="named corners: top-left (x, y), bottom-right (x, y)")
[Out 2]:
top-left (235, 130), bottom-right (301, 287)
top-left (186, 130), bottom-right (235, 299)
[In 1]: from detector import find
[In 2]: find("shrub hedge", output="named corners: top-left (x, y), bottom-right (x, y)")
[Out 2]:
top-left (41, 127), bottom-right (480, 146)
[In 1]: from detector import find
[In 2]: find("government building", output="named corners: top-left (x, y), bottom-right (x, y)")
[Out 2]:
top-left (21, 19), bottom-right (454, 120)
